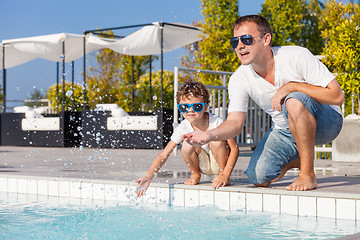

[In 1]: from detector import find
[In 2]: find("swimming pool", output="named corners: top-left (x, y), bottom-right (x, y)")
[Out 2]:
top-left (0, 193), bottom-right (358, 239)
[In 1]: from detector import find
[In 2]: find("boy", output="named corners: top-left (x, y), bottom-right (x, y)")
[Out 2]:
top-left (135, 80), bottom-right (239, 197)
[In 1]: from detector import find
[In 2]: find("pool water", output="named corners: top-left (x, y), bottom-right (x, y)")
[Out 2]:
top-left (0, 193), bottom-right (358, 239)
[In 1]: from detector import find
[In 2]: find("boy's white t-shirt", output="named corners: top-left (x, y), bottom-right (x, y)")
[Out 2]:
top-left (171, 113), bottom-right (223, 153)
top-left (228, 46), bottom-right (341, 129)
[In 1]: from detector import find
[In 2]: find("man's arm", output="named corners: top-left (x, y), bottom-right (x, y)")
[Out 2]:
top-left (183, 111), bottom-right (246, 146)
top-left (271, 79), bottom-right (344, 112)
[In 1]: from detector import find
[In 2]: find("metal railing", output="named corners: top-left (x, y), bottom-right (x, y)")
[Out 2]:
top-left (174, 67), bottom-right (272, 147)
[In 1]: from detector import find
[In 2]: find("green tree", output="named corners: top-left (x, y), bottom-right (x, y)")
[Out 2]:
top-left (86, 44), bottom-right (155, 112)
top-left (321, 1), bottom-right (360, 116)
top-left (136, 70), bottom-right (175, 111)
top-left (181, 0), bottom-right (240, 86)
top-left (46, 81), bottom-right (84, 112)
top-left (24, 88), bottom-right (46, 108)
top-left (261, 0), bottom-right (324, 55)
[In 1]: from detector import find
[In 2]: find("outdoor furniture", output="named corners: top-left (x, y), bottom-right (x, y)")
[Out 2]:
top-left (81, 108), bottom-right (173, 149)
top-left (332, 116), bottom-right (360, 162)
top-left (0, 111), bottom-right (81, 147)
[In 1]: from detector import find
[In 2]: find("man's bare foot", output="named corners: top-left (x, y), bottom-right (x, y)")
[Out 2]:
top-left (184, 174), bottom-right (201, 185)
top-left (286, 173), bottom-right (317, 191)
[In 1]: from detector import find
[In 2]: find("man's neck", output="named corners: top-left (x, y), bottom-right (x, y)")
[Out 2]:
top-left (252, 48), bottom-right (275, 86)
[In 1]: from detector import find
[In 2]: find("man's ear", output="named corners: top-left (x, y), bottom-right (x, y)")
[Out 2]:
top-left (264, 33), bottom-right (272, 46)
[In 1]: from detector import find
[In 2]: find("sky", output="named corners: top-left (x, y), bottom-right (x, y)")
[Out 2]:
top-left (0, 0), bottom-right (264, 106)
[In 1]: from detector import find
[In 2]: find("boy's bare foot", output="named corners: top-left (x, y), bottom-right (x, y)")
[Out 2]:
top-left (286, 173), bottom-right (317, 191)
top-left (225, 178), bottom-right (231, 186)
top-left (184, 174), bottom-right (201, 185)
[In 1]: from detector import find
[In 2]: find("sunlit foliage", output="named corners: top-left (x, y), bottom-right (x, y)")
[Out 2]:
top-left (321, 1), bottom-right (360, 115)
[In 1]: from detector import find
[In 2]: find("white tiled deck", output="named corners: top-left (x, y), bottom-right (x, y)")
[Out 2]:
top-left (0, 146), bottom-right (359, 223)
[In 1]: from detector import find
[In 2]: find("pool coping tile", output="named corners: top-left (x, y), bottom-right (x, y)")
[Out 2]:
top-left (0, 174), bottom-right (359, 222)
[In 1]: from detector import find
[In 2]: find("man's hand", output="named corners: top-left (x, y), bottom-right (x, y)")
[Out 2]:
top-left (271, 83), bottom-right (293, 112)
top-left (182, 131), bottom-right (213, 147)
top-left (135, 176), bottom-right (151, 197)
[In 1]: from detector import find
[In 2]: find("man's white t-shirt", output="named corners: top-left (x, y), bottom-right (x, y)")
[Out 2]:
top-left (228, 46), bottom-right (341, 129)
top-left (171, 113), bottom-right (223, 153)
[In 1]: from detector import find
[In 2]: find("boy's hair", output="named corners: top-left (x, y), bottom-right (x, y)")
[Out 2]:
top-left (176, 80), bottom-right (210, 104)
top-left (233, 15), bottom-right (272, 38)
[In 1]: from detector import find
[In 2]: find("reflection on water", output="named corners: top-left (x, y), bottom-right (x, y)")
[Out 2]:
top-left (0, 192), bottom-right (358, 240)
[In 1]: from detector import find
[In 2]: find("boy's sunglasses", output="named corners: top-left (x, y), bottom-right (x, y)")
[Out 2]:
top-left (177, 103), bottom-right (207, 113)
top-left (230, 34), bottom-right (264, 48)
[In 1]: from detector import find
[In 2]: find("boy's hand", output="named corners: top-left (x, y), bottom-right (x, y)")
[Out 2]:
top-left (182, 131), bottom-right (213, 147)
top-left (211, 173), bottom-right (230, 189)
top-left (135, 176), bottom-right (151, 197)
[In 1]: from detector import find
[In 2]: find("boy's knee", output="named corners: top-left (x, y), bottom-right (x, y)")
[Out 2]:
top-left (209, 140), bottom-right (228, 149)
top-left (181, 142), bottom-right (198, 155)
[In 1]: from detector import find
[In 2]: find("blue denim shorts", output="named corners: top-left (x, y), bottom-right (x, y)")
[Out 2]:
top-left (245, 92), bottom-right (343, 184)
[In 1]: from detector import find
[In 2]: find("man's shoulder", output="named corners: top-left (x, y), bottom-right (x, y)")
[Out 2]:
top-left (273, 45), bottom-right (311, 56)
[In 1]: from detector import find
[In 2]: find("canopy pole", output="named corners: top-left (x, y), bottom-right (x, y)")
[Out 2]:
top-left (160, 23), bottom-right (164, 111)
top-left (131, 56), bottom-right (134, 111)
top-left (149, 55), bottom-right (152, 112)
top-left (71, 61), bottom-right (75, 110)
top-left (159, 22), bottom-right (164, 148)
top-left (83, 34), bottom-right (87, 110)
top-left (62, 40), bottom-right (66, 112)
top-left (56, 62), bottom-right (59, 112)
top-left (2, 44), bottom-right (6, 113)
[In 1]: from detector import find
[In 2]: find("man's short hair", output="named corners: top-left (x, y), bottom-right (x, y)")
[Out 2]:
top-left (233, 15), bottom-right (272, 37)
top-left (176, 80), bottom-right (210, 104)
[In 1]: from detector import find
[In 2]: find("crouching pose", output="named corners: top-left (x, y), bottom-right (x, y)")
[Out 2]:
top-left (183, 15), bottom-right (344, 191)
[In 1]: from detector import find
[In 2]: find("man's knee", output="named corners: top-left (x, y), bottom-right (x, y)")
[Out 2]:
top-left (285, 98), bottom-right (307, 118)
top-left (245, 159), bottom-right (278, 185)
top-left (284, 92), bottom-right (319, 120)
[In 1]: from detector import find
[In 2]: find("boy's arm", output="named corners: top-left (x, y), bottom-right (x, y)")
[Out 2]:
top-left (222, 138), bottom-right (239, 178)
top-left (211, 138), bottom-right (239, 189)
top-left (135, 140), bottom-right (177, 197)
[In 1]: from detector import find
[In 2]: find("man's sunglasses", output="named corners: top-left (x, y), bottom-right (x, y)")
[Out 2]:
top-left (177, 103), bottom-right (207, 113)
top-left (230, 34), bottom-right (264, 48)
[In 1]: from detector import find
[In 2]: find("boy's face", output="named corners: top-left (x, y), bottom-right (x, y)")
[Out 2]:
top-left (178, 95), bottom-right (208, 122)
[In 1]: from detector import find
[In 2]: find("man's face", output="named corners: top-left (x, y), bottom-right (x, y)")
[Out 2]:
top-left (233, 21), bottom-right (265, 66)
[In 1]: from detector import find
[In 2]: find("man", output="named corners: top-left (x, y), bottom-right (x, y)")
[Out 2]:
top-left (183, 15), bottom-right (344, 191)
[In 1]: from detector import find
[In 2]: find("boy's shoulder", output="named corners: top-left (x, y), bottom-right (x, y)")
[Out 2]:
top-left (208, 112), bottom-right (224, 124)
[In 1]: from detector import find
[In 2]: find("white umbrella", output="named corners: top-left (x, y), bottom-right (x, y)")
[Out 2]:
top-left (1, 33), bottom-right (104, 69)
top-left (84, 22), bottom-right (205, 110)
top-left (107, 22), bottom-right (204, 55)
